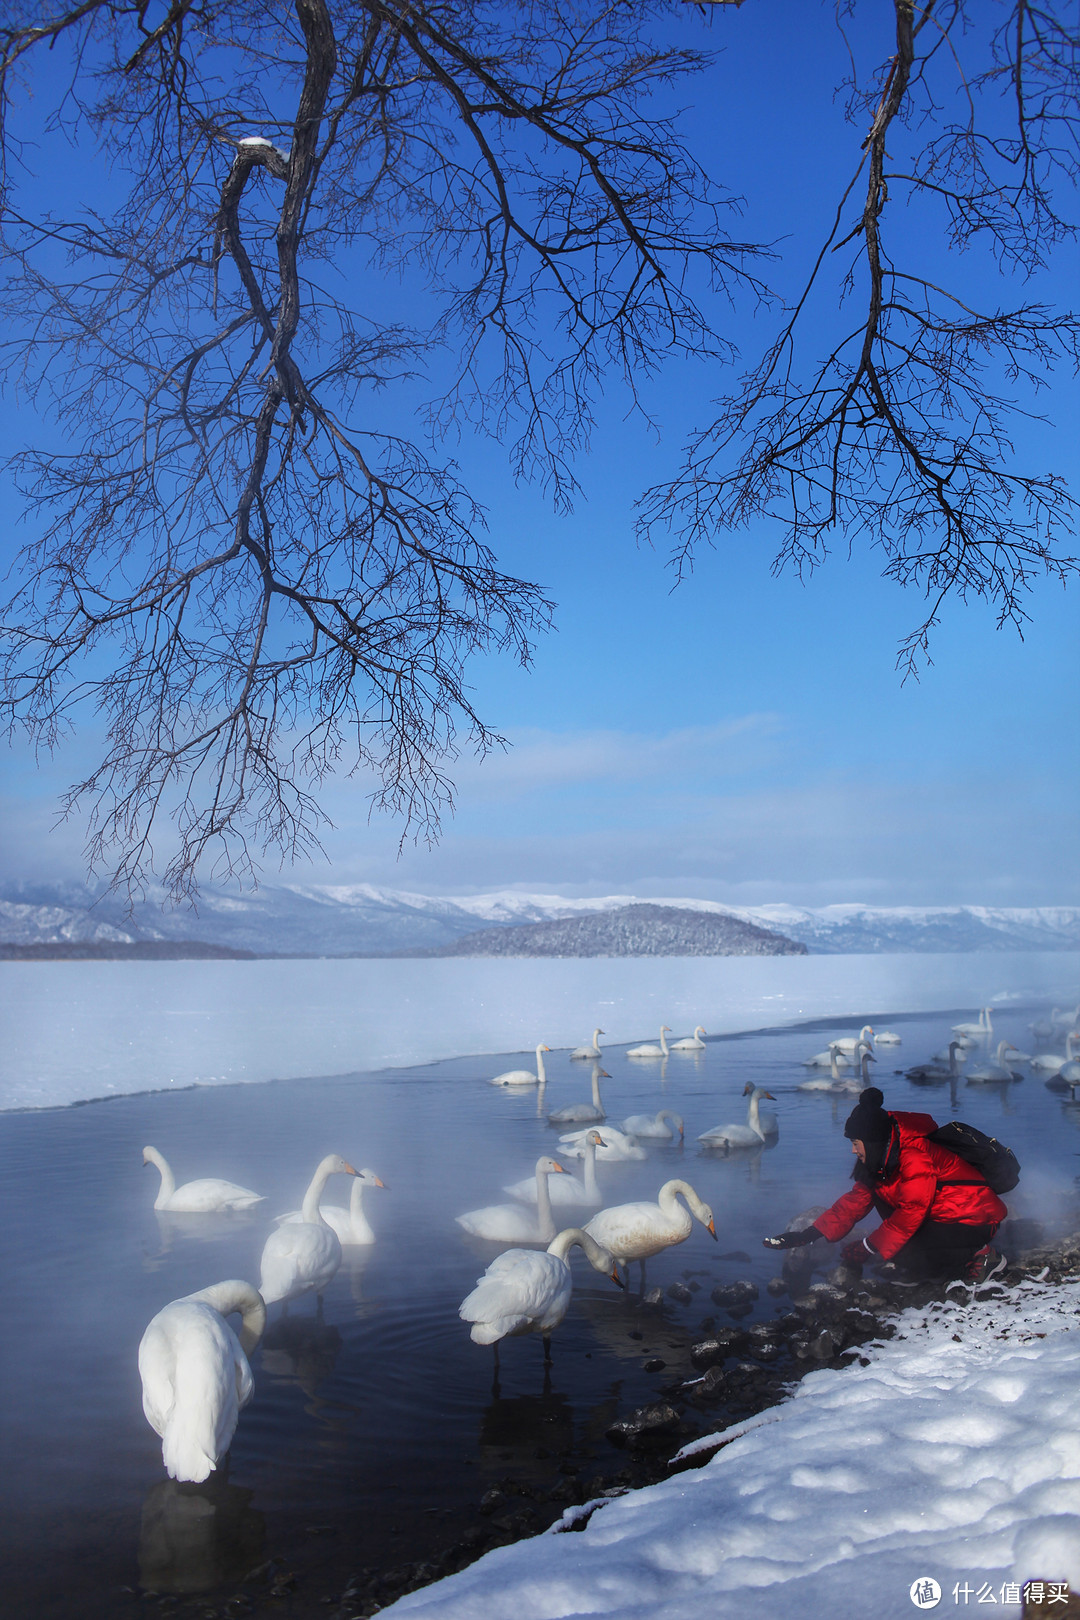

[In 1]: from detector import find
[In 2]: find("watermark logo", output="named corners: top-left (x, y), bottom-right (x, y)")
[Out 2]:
top-left (911, 1578), bottom-right (942, 1610)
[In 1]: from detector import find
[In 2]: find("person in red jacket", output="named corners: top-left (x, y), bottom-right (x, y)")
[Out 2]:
top-left (763, 1088), bottom-right (1007, 1281)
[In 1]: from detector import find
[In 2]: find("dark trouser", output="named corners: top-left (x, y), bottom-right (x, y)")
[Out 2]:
top-left (893, 1220), bottom-right (998, 1280)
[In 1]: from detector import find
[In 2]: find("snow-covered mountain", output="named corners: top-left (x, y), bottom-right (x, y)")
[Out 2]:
top-left (1, 880), bottom-right (1078, 955)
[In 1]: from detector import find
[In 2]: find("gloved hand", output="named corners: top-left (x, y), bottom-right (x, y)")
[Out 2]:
top-left (840, 1237), bottom-right (876, 1267)
top-left (762, 1226), bottom-right (819, 1250)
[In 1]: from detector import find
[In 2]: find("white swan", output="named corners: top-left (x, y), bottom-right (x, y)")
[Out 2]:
top-left (504, 1132), bottom-right (606, 1207)
top-left (138, 1280), bottom-right (266, 1483)
top-left (460, 1226), bottom-right (621, 1358)
top-left (559, 1125), bottom-right (647, 1162)
top-left (874, 1029), bottom-right (902, 1045)
top-left (547, 1065), bottom-right (608, 1125)
top-left (798, 1042), bottom-right (856, 1092)
top-left (570, 1029), bottom-right (604, 1060)
top-left (490, 1044), bottom-right (550, 1087)
top-left (259, 1154), bottom-right (357, 1305)
top-left (584, 1179), bottom-right (716, 1278)
top-left (276, 1168), bottom-right (386, 1246)
top-left (1031, 1033), bottom-right (1080, 1076)
top-left (1052, 1005), bottom-right (1080, 1031)
top-left (456, 1157), bottom-right (566, 1243)
top-left (142, 1147), bottom-right (263, 1213)
top-left (965, 1042), bottom-right (1023, 1083)
top-left (953, 1008), bottom-right (993, 1039)
top-left (627, 1025), bottom-right (671, 1058)
top-left (620, 1109), bottom-right (684, 1140)
top-left (698, 1086), bottom-right (777, 1148)
top-left (831, 1025), bottom-right (876, 1060)
top-left (800, 1043), bottom-right (852, 1068)
top-left (669, 1026), bottom-right (706, 1052)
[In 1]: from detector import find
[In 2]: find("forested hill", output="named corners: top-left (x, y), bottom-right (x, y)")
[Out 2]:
top-left (410, 904), bottom-right (806, 959)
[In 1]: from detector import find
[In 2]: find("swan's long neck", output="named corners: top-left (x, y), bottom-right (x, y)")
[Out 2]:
top-left (656, 1180), bottom-right (696, 1229)
top-left (145, 1147), bottom-right (175, 1209)
top-left (659, 1028), bottom-right (669, 1056)
top-left (583, 1138), bottom-right (600, 1200)
top-left (547, 1227), bottom-right (610, 1270)
top-left (829, 1045), bottom-right (842, 1081)
top-left (592, 1030), bottom-right (602, 1053)
top-left (860, 1048), bottom-right (872, 1081)
top-left (348, 1176), bottom-right (374, 1242)
top-left (983, 1008), bottom-right (993, 1035)
top-left (746, 1090), bottom-right (765, 1138)
top-left (535, 1163), bottom-right (557, 1241)
top-left (948, 1042), bottom-right (960, 1075)
top-left (536, 1046), bottom-right (547, 1084)
top-left (590, 1068), bottom-right (604, 1111)
top-left (189, 1280), bottom-right (267, 1354)
top-left (301, 1160), bottom-right (337, 1224)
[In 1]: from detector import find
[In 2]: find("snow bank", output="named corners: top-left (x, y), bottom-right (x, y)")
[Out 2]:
top-left (1, 950), bottom-right (1077, 1110)
top-left (385, 1277), bottom-right (1080, 1620)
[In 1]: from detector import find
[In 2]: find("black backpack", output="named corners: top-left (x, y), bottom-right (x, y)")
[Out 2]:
top-left (928, 1121), bottom-right (1021, 1194)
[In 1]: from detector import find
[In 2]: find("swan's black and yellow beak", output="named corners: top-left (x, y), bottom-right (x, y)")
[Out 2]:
top-left (551, 1161), bottom-right (567, 1174)
top-left (373, 1175), bottom-right (387, 1189)
top-left (610, 1267), bottom-right (625, 1289)
top-left (707, 1217), bottom-right (717, 1239)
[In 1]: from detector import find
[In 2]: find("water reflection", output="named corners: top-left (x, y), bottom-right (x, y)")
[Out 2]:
top-left (139, 1473), bottom-right (264, 1593)
top-left (261, 1304), bottom-right (344, 1399)
top-left (145, 1208), bottom-right (262, 1268)
top-left (479, 1382), bottom-right (573, 1457)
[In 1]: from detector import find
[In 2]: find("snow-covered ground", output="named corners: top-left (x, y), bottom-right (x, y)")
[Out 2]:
top-left (1, 950), bottom-right (1078, 1111)
top-left (386, 1274), bottom-right (1080, 1620)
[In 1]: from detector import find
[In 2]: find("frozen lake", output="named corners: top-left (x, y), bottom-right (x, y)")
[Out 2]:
top-left (2, 951), bottom-right (1078, 1110)
top-left (2, 996), bottom-right (1080, 1617)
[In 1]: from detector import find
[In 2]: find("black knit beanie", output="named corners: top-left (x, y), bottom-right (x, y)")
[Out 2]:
top-left (843, 1087), bottom-right (891, 1142)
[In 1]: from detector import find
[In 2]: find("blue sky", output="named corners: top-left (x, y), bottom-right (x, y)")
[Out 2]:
top-left (1, 1), bottom-right (1077, 907)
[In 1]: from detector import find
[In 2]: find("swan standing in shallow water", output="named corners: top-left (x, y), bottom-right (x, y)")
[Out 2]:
top-left (276, 1168), bottom-right (386, 1245)
top-left (142, 1147), bottom-right (263, 1213)
top-left (559, 1125), bottom-right (647, 1162)
top-left (627, 1026), bottom-right (671, 1059)
top-left (584, 1179), bottom-right (716, 1286)
top-left (547, 1065), bottom-right (608, 1125)
top-left (620, 1109), bottom-right (684, 1141)
top-left (259, 1154), bottom-right (357, 1305)
top-left (698, 1087), bottom-right (777, 1148)
top-left (457, 1157), bottom-right (567, 1244)
top-left (570, 1029), bottom-right (604, 1060)
top-left (965, 1042), bottom-right (1023, 1082)
top-left (460, 1227), bottom-right (622, 1362)
top-left (669, 1026), bottom-right (706, 1052)
top-left (504, 1132), bottom-right (607, 1207)
top-left (490, 1045), bottom-right (550, 1087)
top-left (139, 1280), bottom-right (266, 1483)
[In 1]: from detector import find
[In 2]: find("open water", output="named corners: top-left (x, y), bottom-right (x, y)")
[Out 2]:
top-left (1, 1003), bottom-right (1078, 1616)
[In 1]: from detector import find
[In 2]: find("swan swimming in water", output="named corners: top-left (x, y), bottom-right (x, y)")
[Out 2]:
top-left (569, 1029), bottom-right (604, 1060)
top-left (669, 1026), bottom-right (706, 1052)
top-left (905, 1041), bottom-right (963, 1082)
top-left (460, 1226), bottom-right (622, 1361)
top-left (584, 1179), bottom-right (716, 1285)
top-left (490, 1045), bottom-right (550, 1087)
top-left (698, 1087), bottom-right (777, 1149)
top-left (142, 1147), bottom-right (263, 1213)
top-left (457, 1157), bottom-right (567, 1244)
top-left (953, 1008), bottom-right (994, 1039)
top-left (626, 1026), bottom-right (671, 1059)
top-left (504, 1132), bottom-right (607, 1207)
top-left (276, 1168), bottom-right (386, 1246)
top-left (547, 1065), bottom-right (608, 1125)
top-left (558, 1125), bottom-right (647, 1162)
top-left (831, 1025), bottom-right (876, 1060)
top-left (259, 1154), bottom-right (357, 1305)
top-left (619, 1109), bottom-right (684, 1140)
top-left (798, 1043), bottom-right (862, 1092)
top-left (965, 1042), bottom-right (1023, 1083)
top-left (139, 1280), bottom-right (266, 1483)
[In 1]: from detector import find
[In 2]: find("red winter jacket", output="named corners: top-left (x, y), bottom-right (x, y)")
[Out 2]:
top-left (812, 1110), bottom-right (1008, 1261)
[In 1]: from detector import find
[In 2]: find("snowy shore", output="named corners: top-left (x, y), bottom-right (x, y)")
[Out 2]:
top-left (2, 949), bottom-right (1078, 1111)
top-left (384, 1271), bottom-right (1080, 1620)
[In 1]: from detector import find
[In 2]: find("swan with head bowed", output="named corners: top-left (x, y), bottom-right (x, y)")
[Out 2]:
top-left (460, 1226), bottom-right (622, 1361)
top-left (965, 1042), bottom-right (1023, 1083)
top-left (626, 1026), bottom-right (671, 1059)
top-left (456, 1157), bottom-right (567, 1244)
top-left (619, 1109), bottom-right (684, 1141)
top-left (259, 1154), bottom-right (357, 1305)
top-left (558, 1124), bottom-right (647, 1162)
top-left (276, 1168), bottom-right (386, 1246)
top-left (547, 1065), bottom-right (608, 1125)
top-left (569, 1029), bottom-right (604, 1060)
top-left (583, 1179), bottom-right (716, 1285)
top-left (698, 1086), bottom-right (777, 1149)
top-left (138, 1280), bottom-right (266, 1483)
top-left (490, 1045), bottom-right (550, 1087)
top-left (142, 1146), bottom-right (263, 1213)
top-left (504, 1132), bottom-right (607, 1208)
top-left (669, 1026), bottom-right (707, 1052)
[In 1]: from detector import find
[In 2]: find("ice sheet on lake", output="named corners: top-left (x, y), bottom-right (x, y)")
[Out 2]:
top-left (384, 1276), bottom-right (1080, 1620)
top-left (1, 951), bottom-right (1077, 1111)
